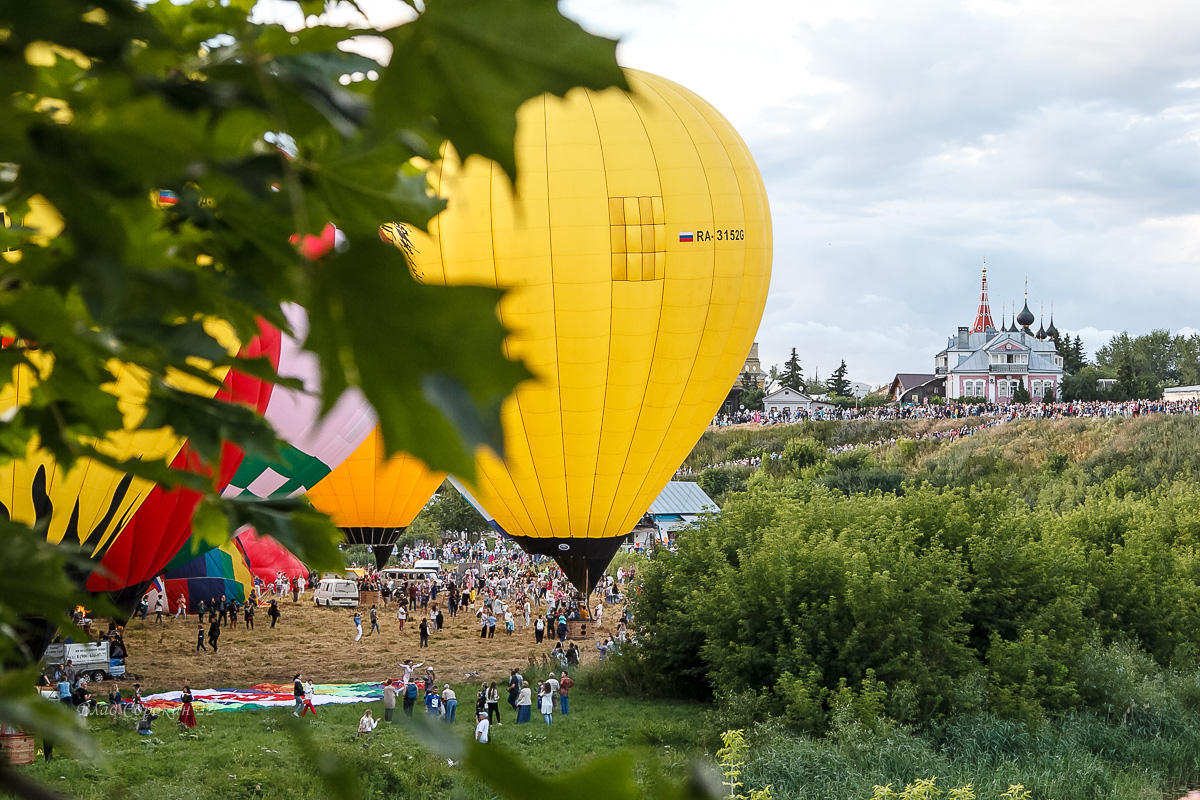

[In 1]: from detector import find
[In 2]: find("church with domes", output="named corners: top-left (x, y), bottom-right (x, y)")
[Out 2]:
top-left (935, 262), bottom-right (1064, 403)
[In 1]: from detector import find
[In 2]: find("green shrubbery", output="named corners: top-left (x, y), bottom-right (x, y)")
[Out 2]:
top-left (632, 467), bottom-right (1200, 731)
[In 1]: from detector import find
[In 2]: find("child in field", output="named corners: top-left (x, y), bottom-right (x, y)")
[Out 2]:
top-left (196, 623), bottom-right (206, 652)
top-left (358, 709), bottom-right (378, 738)
top-left (137, 710), bottom-right (158, 735)
top-left (425, 684), bottom-right (441, 717)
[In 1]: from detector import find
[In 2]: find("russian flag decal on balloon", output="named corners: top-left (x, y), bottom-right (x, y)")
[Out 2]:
top-left (678, 231), bottom-right (694, 243)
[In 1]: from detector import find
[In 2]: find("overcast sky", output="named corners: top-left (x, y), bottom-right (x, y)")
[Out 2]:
top-left (558, 0), bottom-right (1200, 386)
top-left (268, 0), bottom-right (1200, 387)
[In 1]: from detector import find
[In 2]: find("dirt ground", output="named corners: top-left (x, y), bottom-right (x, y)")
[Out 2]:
top-left (119, 595), bottom-right (612, 691)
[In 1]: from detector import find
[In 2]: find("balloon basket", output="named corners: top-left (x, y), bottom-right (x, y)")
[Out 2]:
top-left (0, 732), bottom-right (36, 766)
top-left (564, 620), bottom-right (595, 641)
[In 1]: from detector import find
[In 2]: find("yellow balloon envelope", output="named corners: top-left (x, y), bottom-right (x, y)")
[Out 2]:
top-left (0, 353), bottom-right (229, 557)
top-left (306, 427), bottom-right (445, 568)
top-left (386, 69), bottom-right (771, 590)
top-left (1, 193), bottom-right (235, 559)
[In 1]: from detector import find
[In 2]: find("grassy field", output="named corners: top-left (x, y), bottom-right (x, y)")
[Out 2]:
top-left (23, 687), bottom-right (703, 800)
top-left (24, 680), bottom-right (1200, 800)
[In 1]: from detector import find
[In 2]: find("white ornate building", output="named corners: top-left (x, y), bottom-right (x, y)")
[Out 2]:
top-left (936, 264), bottom-right (1064, 403)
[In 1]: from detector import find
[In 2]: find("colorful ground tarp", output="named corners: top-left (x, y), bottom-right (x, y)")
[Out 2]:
top-left (141, 683), bottom-right (382, 712)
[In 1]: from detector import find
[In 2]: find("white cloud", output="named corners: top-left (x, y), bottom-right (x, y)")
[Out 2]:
top-left (563, 0), bottom-right (1200, 385)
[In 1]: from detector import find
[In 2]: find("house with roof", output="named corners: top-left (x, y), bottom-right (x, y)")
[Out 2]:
top-left (629, 480), bottom-right (719, 549)
top-left (762, 386), bottom-right (828, 415)
top-left (936, 263), bottom-right (1064, 402)
top-left (1164, 385), bottom-right (1200, 402)
top-left (887, 373), bottom-right (937, 403)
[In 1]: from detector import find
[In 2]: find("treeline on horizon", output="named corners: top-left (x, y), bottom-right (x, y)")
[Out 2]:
top-left (744, 328), bottom-right (1200, 407)
top-left (616, 415), bottom-right (1200, 739)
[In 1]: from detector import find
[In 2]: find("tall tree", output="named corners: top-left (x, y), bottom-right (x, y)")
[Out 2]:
top-left (780, 348), bottom-right (804, 391)
top-left (1072, 335), bottom-right (1089, 371)
top-left (826, 360), bottom-right (852, 398)
top-left (1117, 354), bottom-right (1138, 399)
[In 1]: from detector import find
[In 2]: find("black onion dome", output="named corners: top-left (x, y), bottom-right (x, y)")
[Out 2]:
top-left (1036, 321), bottom-right (1046, 339)
top-left (1016, 301), bottom-right (1035, 328)
top-left (1046, 317), bottom-right (1059, 338)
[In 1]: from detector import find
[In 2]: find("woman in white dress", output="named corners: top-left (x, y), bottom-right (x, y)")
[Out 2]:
top-left (538, 681), bottom-right (554, 725)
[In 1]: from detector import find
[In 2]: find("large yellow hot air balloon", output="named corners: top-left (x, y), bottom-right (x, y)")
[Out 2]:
top-left (306, 427), bottom-right (445, 569)
top-left (385, 69), bottom-right (771, 591)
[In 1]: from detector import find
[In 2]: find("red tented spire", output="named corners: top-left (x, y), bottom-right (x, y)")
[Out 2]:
top-left (971, 258), bottom-right (995, 333)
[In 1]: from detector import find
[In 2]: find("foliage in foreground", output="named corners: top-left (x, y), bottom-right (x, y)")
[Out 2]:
top-left (0, 0), bottom-right (625, 791)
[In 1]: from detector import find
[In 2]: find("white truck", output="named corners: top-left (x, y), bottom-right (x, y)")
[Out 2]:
top-left (42, 641), bottom-right (125, 683)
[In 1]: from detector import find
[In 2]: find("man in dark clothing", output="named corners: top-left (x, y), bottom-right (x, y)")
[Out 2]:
top-left (292, 674), bottom-right (304, 716)
top-left (268, 600), bottom-right (280, 628)
top-left (208, 619), bottom-right (221, 653)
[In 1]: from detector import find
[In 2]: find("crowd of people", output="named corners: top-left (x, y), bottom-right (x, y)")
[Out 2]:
top-left (712, 397), bottom-right (1200, 429)
top-left (690, 398), bottom-right (1200, 473)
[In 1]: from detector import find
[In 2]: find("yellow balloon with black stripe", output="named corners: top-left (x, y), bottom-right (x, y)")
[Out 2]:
top-left (1, 196), bottom-right (234, 558)
top-left (384, 69), bottom-right (771, 591)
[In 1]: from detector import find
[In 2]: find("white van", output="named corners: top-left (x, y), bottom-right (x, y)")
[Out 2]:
top-left (380, 565), bottom-right (440, 583)
top-left (313, 578), bottom-right (360, 608)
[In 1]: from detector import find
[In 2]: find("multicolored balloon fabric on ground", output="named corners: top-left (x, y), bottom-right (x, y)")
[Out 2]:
top-left (140, 683), bottom-right (382, 712)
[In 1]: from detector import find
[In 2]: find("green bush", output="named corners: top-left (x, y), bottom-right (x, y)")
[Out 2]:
top-left (781, 437), bottom-right (824, 473)
top-left (630, 465), bottom-right (1200, 730)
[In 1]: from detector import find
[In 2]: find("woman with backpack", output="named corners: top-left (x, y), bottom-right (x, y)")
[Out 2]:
top-left (402, 679), bottom-right (418, 717)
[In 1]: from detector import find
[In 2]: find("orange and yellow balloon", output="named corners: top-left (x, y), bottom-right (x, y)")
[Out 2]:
top-left (306, 427), bottom-right (445, 568)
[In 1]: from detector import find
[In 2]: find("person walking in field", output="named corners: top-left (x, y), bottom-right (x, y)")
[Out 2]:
top-left (402, 679), bottom-right (418, 717)
top-left (539, 680), bottom-right (554, 725)
top-left (268, 599), bottom-right (280, 627)
top-left (358, 708), bottom-right (378, 739)
top-left (292, 674), bottom-right (304, 716)
top-left (559, 671), bottom-right (573, 715)
top-left (534, 616), bottom-right (545, 644)
top-left (300, 679), bottom-right (317, 717)
top-left (353, 610), bottom-right (363, 642)
top-left (179, 686), bottom-right (198, 728)
top-left (397, 603), bottom-right (407, 634)
top-left (174, 594), bottom-right (187, 620)
top-left (369, 605), bottom-right (381, 636)
top-left (196, 622), bottom-right (206, 652)
top-left (154, 596), bottom-right (164, 624)
top-left (487, 682), bottom-right (501, 724)
top-left (515, 681), bottom-right (532, 724)
top-left (208, 618), bottom-right (221, 653)
top-left (419, 618), bottom-right (429, 648)
top-left (442, 684), bottom-right (457, 723)
top-left (507, 669), bottom-right (521, 711)
top-left (245, 601), bottom-right (255, 630)
top-left (382, 680), bottom-right (397, 722)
